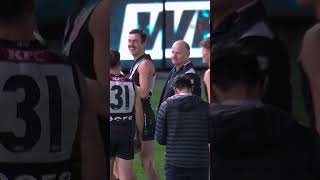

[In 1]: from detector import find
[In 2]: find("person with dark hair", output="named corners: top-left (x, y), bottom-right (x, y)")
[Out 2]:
top-left (209, 51), bottom-right (316, 180)
top-left (109, 49), bottom-right (144, 180)
top-left (200, 37), bottom-right (211, 102)
top-left (159, 40), bottom-right (202, 106)
top-left (0, 0), bottom-right (106, 179)
top-left (127, 28), bottom-right (159, 180)
top-left (156, 75), bottom-right (209, 180)
top-left (212, 0), bottom-right (292, 112)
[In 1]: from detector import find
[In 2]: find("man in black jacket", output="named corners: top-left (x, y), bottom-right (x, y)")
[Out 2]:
top-left (158, 40), bottom-right (201, 107)
top-left (156, 75), bottom-right (209, 180)
top-left (212, 0), bottom-right (292, 112)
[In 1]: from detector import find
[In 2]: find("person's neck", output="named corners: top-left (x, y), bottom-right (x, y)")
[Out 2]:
top-left (217, 86), bottom-right (260, 103)
top-left (0, 17), bottom-right (35, 41)
top-left (133, 51), bottom-right (145, 61)
top-left (176, 89), bottom-right (192, 95)
top-left (110, 67), bottom-right (122, 75)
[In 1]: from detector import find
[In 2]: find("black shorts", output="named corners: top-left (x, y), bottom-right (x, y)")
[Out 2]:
top-left (110, 125), bottom-right (134, 160)
top-left (141, 99), bottom-right (156, 141)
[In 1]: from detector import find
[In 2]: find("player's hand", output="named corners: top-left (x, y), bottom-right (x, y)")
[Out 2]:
top-left (134, 131), bottom-right (142, 154)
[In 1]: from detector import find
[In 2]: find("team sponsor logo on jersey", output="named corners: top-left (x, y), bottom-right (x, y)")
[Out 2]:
top-left (0, 49), bottom-right (49, 63)
top-left (110, 115), bottom-right (133, 122)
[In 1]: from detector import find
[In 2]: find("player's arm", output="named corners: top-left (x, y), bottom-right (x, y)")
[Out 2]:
top-left (155, 102), bottom-right (168, 145)
top-left (301, 24), bottom-right (320, 134)
top-left (134, 86), bottom-right (144, 139)
top-left (204, 69), bottom-right (211, 103)
top-left (137, 60), bottom-right (155, 98)
top-left (76, 68), bottom-right (106, 179)
top-left (89, 0), bottom-right (108, 93)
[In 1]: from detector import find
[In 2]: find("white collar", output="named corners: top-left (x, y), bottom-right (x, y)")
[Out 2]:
top-left (177, 93), bottom-right (193, 96)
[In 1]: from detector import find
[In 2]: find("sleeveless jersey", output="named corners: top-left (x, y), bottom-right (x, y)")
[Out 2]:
top-left (0, 39), bottom-right (81, 179)
top-left (63, 2), bottom-right (98, 80)
top-left (129, 54), bottom-right (155, 99)
top-left (110, 74), bottom-right (136, 128)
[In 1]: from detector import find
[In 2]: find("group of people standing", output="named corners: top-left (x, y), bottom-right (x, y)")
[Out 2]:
top-left (109, 27), bottom-right (211, 179)
top-left (111, 0), bottom-right (320, 180)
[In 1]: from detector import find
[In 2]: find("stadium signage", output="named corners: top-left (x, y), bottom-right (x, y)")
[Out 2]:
top-left (118, 1), bottom-right (210, 60)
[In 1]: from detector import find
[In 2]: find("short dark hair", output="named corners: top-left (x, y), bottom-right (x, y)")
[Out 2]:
top-left (129, 29), bottom-right (147, 43)
top-left (110, 48), bottom-right (121, 68)
top-left (173, 75), bottom-right (193, 90)
top-left (211, 47), bottom-right (266, 91)
top-left (0, 0), bottom-right (34, 22)
top-left (200, 37), bottom-right (210, 49)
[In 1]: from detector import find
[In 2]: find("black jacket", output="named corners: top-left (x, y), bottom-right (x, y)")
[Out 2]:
top-left (209, 103), bottom-right (317, 180)
top-left (156, 94), bottom-right (209, 168)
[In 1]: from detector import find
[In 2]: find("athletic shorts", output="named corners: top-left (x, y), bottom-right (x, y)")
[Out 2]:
top-left (141, 99), bottom-right (156, 141)
top-left (110, 125), bottom-right (134, 160)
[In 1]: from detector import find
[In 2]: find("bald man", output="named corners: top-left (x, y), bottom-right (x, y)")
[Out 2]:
top-left (159, 40), bottom-right (201, 106)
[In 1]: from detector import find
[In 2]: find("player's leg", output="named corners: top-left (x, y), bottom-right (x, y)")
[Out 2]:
top-left (116, 128), bottom-right (136, 180)
top-left (118, 158), bottom-right (136, 180)
top-left (139, 141), bottom-right (159, 180)
top-left (110, 157), bottom-right (116, 180)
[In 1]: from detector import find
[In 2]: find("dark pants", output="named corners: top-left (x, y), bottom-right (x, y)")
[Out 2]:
top-left (165, 164), bottom-right (208, 180)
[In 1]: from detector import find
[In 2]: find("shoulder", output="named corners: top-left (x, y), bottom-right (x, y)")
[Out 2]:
top-left (204, 69), bottom-right (210, 79)
top-left (159, 100), bottom-right (169, 110)
top-left (138, 59), bottom-right (155, 71)
top-left (185, 70), bottom-right (200, 80)
top-left (303, 23), bottom-right (320, 45)
top-left (140, 58), bottom-right (154, 67)
top-left (301, 23), bottom-right (320, 65)
top-left (305, 23), bottom-right (320, 38)
top-left (89, 0), bottom-right (108, 34)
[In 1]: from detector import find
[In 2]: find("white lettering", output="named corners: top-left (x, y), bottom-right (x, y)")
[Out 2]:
top-left (110, 115), bottom-right (133, 122)
top-left (119, 1), bottom-right (210, 60)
